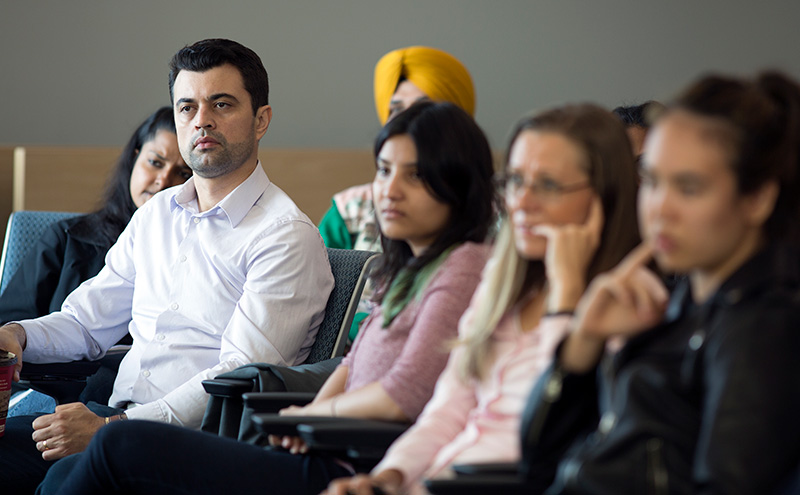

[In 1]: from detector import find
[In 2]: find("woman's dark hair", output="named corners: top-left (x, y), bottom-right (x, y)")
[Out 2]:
top-left (168, 38), bottom-right (269, 113)
top-left (370, 101), bottom-right (496, 301)
top-left (506, 104), bottom-right (641, 296)
top-left (672, 71), bottom-right (800, 243)
top-left (89, 106), bottom-right (176, 247)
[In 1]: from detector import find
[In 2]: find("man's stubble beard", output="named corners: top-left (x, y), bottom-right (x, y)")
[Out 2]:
top-left (184, 128), bottom-right (257, 179)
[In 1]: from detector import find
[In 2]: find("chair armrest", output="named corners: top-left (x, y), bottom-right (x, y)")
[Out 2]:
top-left (296, 419), bottom-right (408, 451)
top-left (201, 378), bottom-right (253, 398)
top-left (19, 346), bottom-right (130, 381)
top-left (424, 475), bottom-right (530, 495)
top-left (251, 413), bottom-right (353, 437)
top-left (242, 392), bottom-right (316, 413)
top-left (20, 360), bottom-right (104, 381)
top-left (452, 462), bottom-right (520, 477)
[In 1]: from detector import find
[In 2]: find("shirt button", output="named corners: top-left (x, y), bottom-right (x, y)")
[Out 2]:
top-left (193, 218), bottom-right (200, 224)
top-left (156, 334), bottom-right (165, 341)
top-left (689, 329), bottom-right (705, 350)
top-left (726, 289), bottom-right (742, 304)
top-left (142, 370), bottom-right (151, 377)
top-left (598, 412), bottom-right (616, 434)
top-left (179, 255), bottom-right (187, 262)
top-left (170, 303), bottom-right (179, 310)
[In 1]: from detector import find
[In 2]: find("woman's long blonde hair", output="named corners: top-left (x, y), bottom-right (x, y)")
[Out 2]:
top-left (456, 104), bottom-right (641, 381)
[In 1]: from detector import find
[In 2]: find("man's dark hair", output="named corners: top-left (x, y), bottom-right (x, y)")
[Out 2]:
top-left (612, 100), bottom-right (665, 129)
top-left (168, 38), bottom-right (269, 114)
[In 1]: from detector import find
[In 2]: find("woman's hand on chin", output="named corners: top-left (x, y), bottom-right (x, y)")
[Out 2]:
top-left (560, 242), bottom-right (668, 373)
top-left (536, 196), bottom-right (604, 313)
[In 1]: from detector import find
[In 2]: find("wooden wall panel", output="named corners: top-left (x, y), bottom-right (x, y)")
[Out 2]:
top-left (9, 147), bottom-right (375, 228)
top-left (0, 147), bottom-right (16, 248)
top-left (258, 148), bottom-right (374, 223)
top-left (13, 147), bottom-right (118, 213)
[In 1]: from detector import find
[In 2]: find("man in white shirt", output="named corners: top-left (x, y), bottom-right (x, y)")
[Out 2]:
top-left (0, 38), bottom-right (334, 493)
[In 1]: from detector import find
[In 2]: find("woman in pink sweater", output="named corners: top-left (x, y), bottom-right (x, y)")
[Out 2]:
top-left (50, 101), bottom-right (497, 495)
top-left (327, 104), bottom-right (641, 495)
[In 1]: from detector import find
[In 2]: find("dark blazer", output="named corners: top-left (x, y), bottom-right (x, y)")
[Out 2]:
top-left (0, 215), bottom-right (109, 324)
top-left (524, 243), bottom-right (800, 495)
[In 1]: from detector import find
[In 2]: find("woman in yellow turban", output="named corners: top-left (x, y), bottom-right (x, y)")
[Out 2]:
top-left (319, 46), bottom-right (475, 253)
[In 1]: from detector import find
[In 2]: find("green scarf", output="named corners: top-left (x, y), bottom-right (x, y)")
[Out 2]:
top-left (381, 246), bottom-right (457, 328)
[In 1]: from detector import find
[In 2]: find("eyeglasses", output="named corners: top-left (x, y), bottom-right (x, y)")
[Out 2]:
top-left (494, 172), bottom-right (591, 201)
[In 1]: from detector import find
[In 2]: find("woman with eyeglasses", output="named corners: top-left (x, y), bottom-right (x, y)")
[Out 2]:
top-left (325, 104), bottom-right (641, 495)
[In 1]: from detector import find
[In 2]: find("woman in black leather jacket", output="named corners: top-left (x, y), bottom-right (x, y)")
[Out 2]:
top-left (526, 71), bottom-right (800, 494)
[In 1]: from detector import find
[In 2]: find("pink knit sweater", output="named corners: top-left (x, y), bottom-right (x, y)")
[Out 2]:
top-left (340, 242), bottom-right (490, 420)
top-left (373, 295), bottom-right (572, 494)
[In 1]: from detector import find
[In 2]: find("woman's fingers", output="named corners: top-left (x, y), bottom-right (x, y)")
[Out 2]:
top-left (630, 268), bottom-right (669, 320)
top-left (575, 245), bottom-right (666, 339)
top-left (616, 242), bottom-right (655, 279)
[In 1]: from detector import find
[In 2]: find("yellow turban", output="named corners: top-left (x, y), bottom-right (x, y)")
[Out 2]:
top-left (373, 46), bottom-right (476, 125)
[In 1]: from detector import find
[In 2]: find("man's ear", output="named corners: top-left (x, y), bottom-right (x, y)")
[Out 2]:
top-left (742, 180), bottom-right (779, 228)
top-left (254, 105), bottom-right (272, 140)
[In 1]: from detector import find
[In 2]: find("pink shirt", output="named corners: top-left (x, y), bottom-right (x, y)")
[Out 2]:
top-left (373, 298), bottom-right (571, 494)
top-left (340, 243), bottom-right (490, 420)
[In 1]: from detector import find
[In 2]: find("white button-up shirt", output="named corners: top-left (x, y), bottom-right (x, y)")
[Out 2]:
top-left (21, 164), bottom-right (334, 428)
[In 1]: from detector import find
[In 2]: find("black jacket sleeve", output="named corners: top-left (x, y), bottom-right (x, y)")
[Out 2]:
top-left (0, 221), bottom-right (71, 323)
top-left (694, 291), bottom-right (800, 495)
top-left (519, 346), bottom-right (601, 486)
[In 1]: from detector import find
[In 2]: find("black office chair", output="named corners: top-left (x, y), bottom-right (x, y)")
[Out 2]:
top-left (200, 248), bottom-right (380, 441)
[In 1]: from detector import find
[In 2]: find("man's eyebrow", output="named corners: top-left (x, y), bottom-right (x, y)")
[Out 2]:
top-left (175, 94), bottom-right (240, 106)
top-left (209, 93), bottom-right (239, 103)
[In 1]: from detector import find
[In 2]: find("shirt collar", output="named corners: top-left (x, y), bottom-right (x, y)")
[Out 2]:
top-left (169, 162), bottom-right (270, 228)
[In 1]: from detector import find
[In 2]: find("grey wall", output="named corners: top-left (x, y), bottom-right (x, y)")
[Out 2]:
top-left (2, 0), bottom-right (799, 151)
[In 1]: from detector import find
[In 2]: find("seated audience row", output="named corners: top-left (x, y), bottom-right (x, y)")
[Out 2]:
top-left (48, 100), bottom-right (642, 493)
top-left (329, 71), bottom-right (800, 495)
top-left (0, 37), bottom-right (796, 495)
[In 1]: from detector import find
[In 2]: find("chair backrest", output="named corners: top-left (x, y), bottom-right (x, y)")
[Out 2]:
top-left (305, 248), bottom-right (380, 363)
top-left (0, 210), bottom-right (82, 295)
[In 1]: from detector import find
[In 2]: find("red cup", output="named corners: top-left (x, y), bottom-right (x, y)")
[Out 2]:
top-left (0, 349), bottom-right (18, 437)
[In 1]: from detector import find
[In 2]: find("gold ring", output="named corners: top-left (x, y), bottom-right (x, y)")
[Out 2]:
top-left (43, 440), bottom-right (49, 451)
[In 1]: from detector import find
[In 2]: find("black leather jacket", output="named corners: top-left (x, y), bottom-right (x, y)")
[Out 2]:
top-left (523, 244), bottom-right (800, 495)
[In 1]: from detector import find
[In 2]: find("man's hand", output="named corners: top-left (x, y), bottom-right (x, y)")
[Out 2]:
top-left (31, 402), bottom-right (106, 461)
top-left (0, 323), bottom-right (27, 381)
